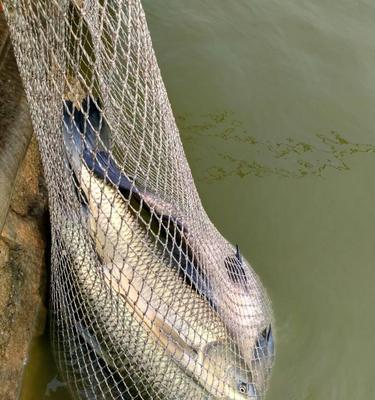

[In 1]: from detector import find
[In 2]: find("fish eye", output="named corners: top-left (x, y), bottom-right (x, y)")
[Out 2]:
top-left (238, 382), bottom-right (248, 394)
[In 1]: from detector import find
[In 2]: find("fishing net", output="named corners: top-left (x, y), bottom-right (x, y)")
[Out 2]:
top-left (3, 1), bottom-right (274, 399)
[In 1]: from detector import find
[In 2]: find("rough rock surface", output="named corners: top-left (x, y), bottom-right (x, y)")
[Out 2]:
top-left (0, 13), bottom-right (48, 400)
top-left (0, 14), bottom-right (35, 233)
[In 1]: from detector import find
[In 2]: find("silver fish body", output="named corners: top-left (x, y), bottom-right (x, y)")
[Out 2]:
top-left (55, 222), bottom-right (211, 399)
top-left (71, 163), bottom-right (256, 399)
top-left (62, 96), bottom-right (270, 398)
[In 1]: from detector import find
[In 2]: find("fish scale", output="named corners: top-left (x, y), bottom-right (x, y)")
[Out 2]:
top-left (73, 163), bottom-right (254, 398)
top-left (3, 0), bottom-right (274, 397)
top-left (57, 223), bottom-right (212, 400)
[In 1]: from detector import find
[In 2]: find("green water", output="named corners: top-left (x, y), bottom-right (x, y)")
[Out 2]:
top-left (21, 1), bottom-right (375, 399)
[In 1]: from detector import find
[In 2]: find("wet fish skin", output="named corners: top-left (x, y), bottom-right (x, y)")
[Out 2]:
top-left (64, 97), bottom-right (274, 391)
top-left (68, 169), bottom-right (255, 399)
top-left (62, 98), bottom-right (258, 398)
top-left (55, 222), bottom-right (211, 400)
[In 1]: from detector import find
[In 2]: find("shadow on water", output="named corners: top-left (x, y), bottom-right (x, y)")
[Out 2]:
top-left (20, 319), bottom-right (69, 400)
top-left (177, 112), bottom-right (375, 182)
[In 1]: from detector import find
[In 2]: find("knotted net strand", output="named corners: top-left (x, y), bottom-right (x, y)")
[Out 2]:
top-left (3, 1), bottom-right (274, 399)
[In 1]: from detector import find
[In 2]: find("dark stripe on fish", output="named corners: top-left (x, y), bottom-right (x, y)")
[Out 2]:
top-left (63, 96), bottom-right (214, 306)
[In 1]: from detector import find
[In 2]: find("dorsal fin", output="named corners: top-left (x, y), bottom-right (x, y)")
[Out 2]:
top-left (236, 244), bottom-right (242, 263)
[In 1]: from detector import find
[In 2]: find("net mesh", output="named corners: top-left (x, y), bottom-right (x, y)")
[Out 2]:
top-left (3, 1), bottom-right (274, 399)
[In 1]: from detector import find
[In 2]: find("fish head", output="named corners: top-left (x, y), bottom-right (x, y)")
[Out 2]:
top-left (201, 340), bottom-right (261, 399)
top-left (220, 248), bottom-right (275, 396)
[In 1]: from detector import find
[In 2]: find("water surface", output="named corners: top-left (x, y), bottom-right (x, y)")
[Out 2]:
top-left (22, 1), bottom-right (375, 399)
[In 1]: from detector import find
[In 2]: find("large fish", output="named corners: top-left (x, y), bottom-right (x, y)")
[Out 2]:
top-left (63, 96), bottom-right (275, 393)
top-left (54, 221), bottom-right (211, 400)
top-left (62, 97), bottom-right (258, 398)
top-left (65, 4), bottom-right (274, 390)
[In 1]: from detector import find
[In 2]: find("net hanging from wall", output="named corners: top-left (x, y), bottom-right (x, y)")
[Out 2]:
top-left (3, 1), bottom-right (274, 398)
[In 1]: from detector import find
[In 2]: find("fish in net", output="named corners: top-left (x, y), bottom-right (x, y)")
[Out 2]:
top-left (2, 0), bottom-right (274, 398)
